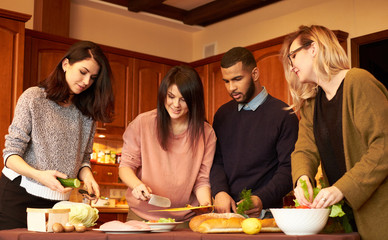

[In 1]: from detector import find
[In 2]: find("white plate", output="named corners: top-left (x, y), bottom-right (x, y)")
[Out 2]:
top-left (146, 222), bottom-right (183, 232)
top-left (93, 228), bottom-right (154, 234)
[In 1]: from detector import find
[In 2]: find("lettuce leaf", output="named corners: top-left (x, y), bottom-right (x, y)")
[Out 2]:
top-left (295, 179), bottom-right (345, 218)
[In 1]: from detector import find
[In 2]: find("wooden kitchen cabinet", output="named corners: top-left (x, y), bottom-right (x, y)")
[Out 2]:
top-left (23, 30), bottom-right (181, 139)
top-left (95, 211), bottom-right (128, 228)
top-left (132, 59), bottom-right (171, 118)
top-left (23, 32), bottom-right (73, 90)
top-left (0, 9), bottom-right (31, 170)
top-left (91, 163), bottom-right (119, 184)
top-left (253, 42), bottom-right (290, 105)
top-left (96, 54), bottom-right (133, 138)
top-left (207, 61), bottom-right (231, 124)
top-left (195, 65), bottom-right (210, 121)
top-left (192, 31), bottom-right (348, 124)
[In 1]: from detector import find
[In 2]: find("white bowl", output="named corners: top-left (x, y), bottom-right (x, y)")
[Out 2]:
top-left (146, 222), bottom-right (182, 232)
top-left (270, 208), bottom-right (330, 235)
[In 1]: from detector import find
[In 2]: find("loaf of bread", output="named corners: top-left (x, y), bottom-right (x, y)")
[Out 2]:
top-left (258, 218), bottom-right (281, 232)
top-left (189, 213), bottom-right (280, 233)
top-left (189, 213), bottom-right (244, 233)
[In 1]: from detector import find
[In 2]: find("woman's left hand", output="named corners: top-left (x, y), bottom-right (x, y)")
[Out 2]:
top-left (311, 186), bottom-right (344, 208)
top-left (79, 167), bottom-right (100, 201)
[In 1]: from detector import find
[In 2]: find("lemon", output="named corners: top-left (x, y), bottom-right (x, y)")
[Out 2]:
top-left (242, 218), bottom-right (262, 235)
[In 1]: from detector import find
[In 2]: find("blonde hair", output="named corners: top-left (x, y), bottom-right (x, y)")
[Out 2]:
top-left (281, 25), bottom-right (350, 112)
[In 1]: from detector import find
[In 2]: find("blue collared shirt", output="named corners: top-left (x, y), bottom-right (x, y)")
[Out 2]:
top-left (238, 87), bottom-right (268, 111)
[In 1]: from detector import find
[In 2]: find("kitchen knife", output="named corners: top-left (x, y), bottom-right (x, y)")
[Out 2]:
top-left (148, 194), bottom-right (171, 207)
top-left (149, 205), bottom-right (215, 212)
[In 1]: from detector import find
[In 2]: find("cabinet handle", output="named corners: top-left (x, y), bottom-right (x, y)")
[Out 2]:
top-left (107, 172), bottom-right (113, 176)
top-left (93, 171), bottom-right (97, 175)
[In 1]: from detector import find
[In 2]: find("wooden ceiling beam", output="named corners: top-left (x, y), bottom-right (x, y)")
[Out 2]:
top-left (100, 0), bottom-right (128, 8)
top-left (100, 0), bottom-right (283, 26)
top-left (146, 5), bottom-right (187, 22)
top-left (127, 0), bottom-right (165, 12)
top-left (184, 0), bottom-right (282, 26)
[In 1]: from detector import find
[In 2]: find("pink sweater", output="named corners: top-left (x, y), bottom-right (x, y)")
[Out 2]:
top-left (119, 110), bottom-right (216, 222)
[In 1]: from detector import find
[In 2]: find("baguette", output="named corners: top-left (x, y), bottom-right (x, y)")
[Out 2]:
top-left (189, 213), bottom-right (280, 233)
top-left (259, 218), bottom-right (281, 232)
top-left (189, 213), bottom-right (244, 233)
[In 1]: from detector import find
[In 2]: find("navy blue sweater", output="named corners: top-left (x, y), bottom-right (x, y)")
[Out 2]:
top-left (210, 95), bottom-right (299, 208)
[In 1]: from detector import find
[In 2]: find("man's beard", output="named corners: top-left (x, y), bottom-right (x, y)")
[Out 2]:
top-left (234, 78), bottom-right (255, 103)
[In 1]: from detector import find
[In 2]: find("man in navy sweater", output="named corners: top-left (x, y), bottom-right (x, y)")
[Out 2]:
top-left (210, 47), bottom-right (299, 218)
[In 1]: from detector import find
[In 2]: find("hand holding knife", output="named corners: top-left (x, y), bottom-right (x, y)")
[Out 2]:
top-left (132, 183), bottom-right (171, 207)
top-left (132, 183), bottom-right (152, 201)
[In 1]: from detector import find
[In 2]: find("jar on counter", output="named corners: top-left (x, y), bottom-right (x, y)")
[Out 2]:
top-left (116, 153), bottom-right (122, 164)
top-left (110, 151), bottom-right (116, 164)
top-left (97, 151), bottom-right (104, 163)
top-left (104, 150), bottom-right (111, 164)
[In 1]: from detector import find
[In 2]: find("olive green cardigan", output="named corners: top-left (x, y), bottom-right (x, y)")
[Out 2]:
top-left (292, 68), bottom-right (388, 240)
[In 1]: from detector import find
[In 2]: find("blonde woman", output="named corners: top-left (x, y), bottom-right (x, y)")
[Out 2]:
top-left (281, 25), bottom-right (387, 240)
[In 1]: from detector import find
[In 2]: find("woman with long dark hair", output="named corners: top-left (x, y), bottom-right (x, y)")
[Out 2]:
top-left (119, 65), bottom-right (216, 224)
top-left (0, 41), bottom-right (115, 230)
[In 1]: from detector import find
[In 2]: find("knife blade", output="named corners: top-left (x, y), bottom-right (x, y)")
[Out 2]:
top-left (148, 194), bottom-right (171, 207)
top-left (149, 205), bottom-right (215, 212)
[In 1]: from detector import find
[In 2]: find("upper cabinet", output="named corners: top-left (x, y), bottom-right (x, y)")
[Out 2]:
top-left (24, 35), bottom-right (72, 90)
top-left (192, 32), bottom-right (348, 124)
top-left (0, 9), bottom-right (31, 170)
top-left (207, 61), bottom-right (230, 123)
top-left (194, 65), bottom-right (210, 121)
top-left (97, 54), bottom-right (133, 139)
top-left (132, 60), bottom-right (171, 118)
top-left (21, 29), bottom-right (348, 139)
top-left (23, 30), bottom-right (182, 140)
top-left (253, 42), bottom-right (289, 105)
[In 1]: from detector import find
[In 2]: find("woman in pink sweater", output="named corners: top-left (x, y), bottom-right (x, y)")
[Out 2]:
top-left (119, 65), bottom-right (216, 223)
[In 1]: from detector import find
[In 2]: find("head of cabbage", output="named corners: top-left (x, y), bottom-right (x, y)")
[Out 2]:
top-left (53, 201), bottom-right (99, 227)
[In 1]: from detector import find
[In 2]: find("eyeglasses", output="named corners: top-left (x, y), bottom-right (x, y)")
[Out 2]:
top-left (287, 41), bottom-right (313, 67)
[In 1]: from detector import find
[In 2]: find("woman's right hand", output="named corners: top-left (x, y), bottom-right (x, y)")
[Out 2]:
top-left (131, 183), bottom-right (152, 201)
top-left (35, 170), bottom-right (72, 194)
top-left (293, 175), bottom-right (314, 207)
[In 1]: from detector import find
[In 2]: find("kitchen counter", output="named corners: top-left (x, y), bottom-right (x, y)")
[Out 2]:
top-left (0, 228), bottom-right (361, 240)
top-left (95, 206), bottom-right (129, 214)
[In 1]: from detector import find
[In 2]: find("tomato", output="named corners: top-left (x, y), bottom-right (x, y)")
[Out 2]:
top-left (296, 205), bottom-right (310, 209)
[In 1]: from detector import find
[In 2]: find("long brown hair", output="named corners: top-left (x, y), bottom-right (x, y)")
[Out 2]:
top-left (157, 65), bottom-right (206, 151)
top-left (39, 41), bottom-right (114, 122)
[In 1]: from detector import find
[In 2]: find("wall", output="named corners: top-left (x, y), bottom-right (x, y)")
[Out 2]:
top-left (69, 1), bottom-right (193, 62)
top-left (192, 0), bottom-right (388, 61)
top-left (0, 0), bottom-right (34, 29)
top-left (1, 0), bottom-right (387, 62)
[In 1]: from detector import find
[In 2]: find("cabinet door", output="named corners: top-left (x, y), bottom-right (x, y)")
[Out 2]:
top-left (91, 163), bottom-right (119, 183)
top-left (0, 14), bottom-right (27, 170)
top-left (195, 65), bottom-right (210, 122)
top-left (207, 61), bottom-right (231, 124)
top-left (132, 59), bottom-right (168, 118)
top-left (95, 213), bottom-right (127, 228)
top-left (253, 44), bottom-right (290, 105)
top-left (24, 38), bottom-right (71, 90)
top-left (97, 54), bottom-right (133, 138)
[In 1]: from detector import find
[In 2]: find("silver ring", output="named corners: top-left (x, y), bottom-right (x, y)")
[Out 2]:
top-left (322, 197), bottom-right (327, 202)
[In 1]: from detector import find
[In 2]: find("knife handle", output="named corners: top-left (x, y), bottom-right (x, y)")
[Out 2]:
top-left (141, 190), bottom-right (150, 199)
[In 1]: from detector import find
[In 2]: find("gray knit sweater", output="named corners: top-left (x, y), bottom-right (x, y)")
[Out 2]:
top-left (2, 87), bottom-right (95, 200)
